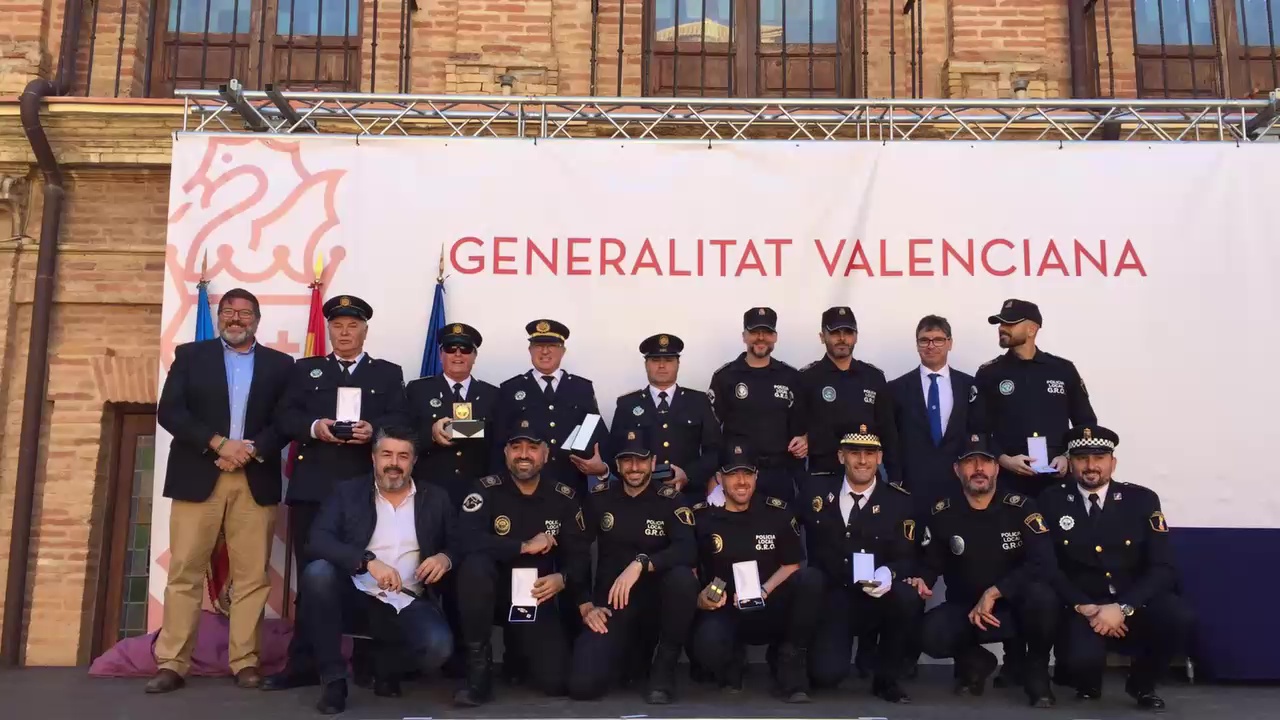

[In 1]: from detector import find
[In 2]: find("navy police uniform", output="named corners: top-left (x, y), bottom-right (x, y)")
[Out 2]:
top-left (406, 323), bottom-right (498, 506)
top-left (708, 308), bottom-right (807, 501)
top-left (609, 333), bottom-right (721, 499)
top-left (799, 307), bottom-right (901, 482)
top-left (802, 425), bottom-right (921, 699)
top-left (917, 434), bottom-right (1059, 703)
top-left (1038, 425), bottom-right (1192, 709)
top-left (568, 427), bottom-right (700, 703)
top-left (690, 442), bottom-right (823, 701)
top-left (491, 319), bottom-right (608, 495)
top-left (452, 419), bottom-right (592, 704)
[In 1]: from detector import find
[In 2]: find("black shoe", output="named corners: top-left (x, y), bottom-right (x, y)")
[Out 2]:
top-left (374, 677), bottom-right (402, 698)
top-left (1076, 686), bottom-right (1103, 700)
top-left (645, 643), bottom-right (680, 705)
top-left (1133, 692), bottom-right (1167, 711)
top-left (315, 680), bottom-right (347, 715)
top-left (873, 680), bottom-right (911, 704)
top-left (454, 642), bottom-right (494, 707)
top-left (1028, 690), bottom-right (1056, 708)
top-left (775, 643), bottom-right (811, 703)
top-left (955, 647), bottom-right (998, 696)
top-left (261, 669), bottom-right (319, 691)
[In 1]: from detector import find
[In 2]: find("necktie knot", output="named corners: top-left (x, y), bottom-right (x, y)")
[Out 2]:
top-left (1088, 492), bottom-right (1100, 503)
top-left (658, 391), bottom-right (668, 400)
top-left (928, 372), bottom-right (940, 380)
top-left (338, 359), bottom-right (354, 371)
top-left (453, 382), bottom-right (463, 393)
top-left (541, 375), bottom-right (555, 385)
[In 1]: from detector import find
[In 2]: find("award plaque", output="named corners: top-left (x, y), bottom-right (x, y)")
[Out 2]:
top-left (450, 401), bottom-right (485, 439)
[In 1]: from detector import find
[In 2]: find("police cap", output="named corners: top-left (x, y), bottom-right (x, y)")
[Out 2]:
top-left (744, 307), bottom-right (777, 332)
top-left (323, 295), bottom-right (373, 322)
top-left (506, 417), bottom-right (546, 445)
top-left (526, 318), bottom-right (570, 345)
top-left (1064, 425), bottom-right (1119, 456)
top-left (440, 322), bottom-right (483, 350)
top-left (614, 425), bottom-right (653, 459)
top-left (719, 441), bottom-right (757, 474)
top-left (988, 298), bottom-right (1042, 326)
top-left (957, 433), bottom-right (997, 460)
top-left (822, 306), bottom-right (858, 332)
top-left (639, 333), bottom-right (683, 358)
top-left (839, 423), bottom-right (881, 450)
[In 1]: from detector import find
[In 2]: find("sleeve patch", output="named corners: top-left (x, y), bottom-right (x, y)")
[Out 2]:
top-left (480, 475), bottom-right (501, 488)
top-left (658, 484), bottom-right (678, 499)
top-left (1024, 512), bottom-right (1050, 534)
top-left (462, 492), bottom-right (484, 513)
top-left (675, 507), bottom-right (695, 526)
top-left (575, 509), bottom-right (585, 532)
top-left (591, 480), bottom-right (610, 494)
top-left (790, 517), bottom-right (801, 536)
top-left (932, 498), bottom-right (950, 515)
top-left (1003, 493), bottom-right (1026, 508)
top-left (692, 502), bottom-right (708, 511)
top-left (903, 519), bottom-right (916, 542)
top-left (556, 482), bottom-right (576, 500)
top-left (1149, 511), bottom-right (1168, 533)
top-left (766, 496), bottom-right (788, 510)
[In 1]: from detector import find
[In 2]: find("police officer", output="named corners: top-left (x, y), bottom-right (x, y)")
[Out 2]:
top-left (491, 319), bottom-right (610, 495)
top-left (568, 426), bottom-right (700, 704)
top-left (973, 299), bottom-right (1096, 496)
top-left (709, 308), bottom-right (807, 501)
top-left (406, 322), bottom-right (498, 506)
top-left (799, 306), bottom-right (900, 484)
top-left (609, 333), bottom-right (721, 500)
top-left (690, 442), bottom-right (823, 703)
top-left (907, 433), bottom-right (1059, 707)
top-left (265, 294), bottom-right (408, 691)
top-left (452, 417), bottom-right (592, 706)
top-left (802, 424), bottom-right (920, 703)
top-left (1039, 425), bottom-right (1193, 711)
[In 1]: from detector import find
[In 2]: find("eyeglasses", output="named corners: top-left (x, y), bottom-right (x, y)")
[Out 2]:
top-left (443, 345), bottom-right (475, 355)
top-left (219, 309), bottom-right (256, 320)
top-left (916, 337), bottom-right (950, 348)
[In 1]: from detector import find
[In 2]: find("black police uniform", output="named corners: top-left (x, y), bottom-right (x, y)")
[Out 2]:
top-left (799, 307), bottom-right (901, 482)
top-left (406, 323), bottom-right (498, 506)
top-left (917, 435), bottom-right (1060, 702)
top-left (491, 319), bottom-right (608, 495)
top-left (801, 426), bottom-right (921, 699)
top-left (269, 295), bottom-right (407, 687)
top-left (452, 421), bottom-right (592, 703)
top-left (1039, 425), bottom-right (1193, 708)
top-left (973, 299), bottom-right (1096, 497)
top-left (609, 333), bottom-right (721, 499)
top-left (690, 443), bottom-right (823, 700)
top-left (709, 307), bottom-right (806, 501)
top-left (568, 428), bottom-right (700, 703)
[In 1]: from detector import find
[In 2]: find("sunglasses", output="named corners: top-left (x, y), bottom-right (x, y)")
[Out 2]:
top-left (443, 345), bottom-right (475, 355)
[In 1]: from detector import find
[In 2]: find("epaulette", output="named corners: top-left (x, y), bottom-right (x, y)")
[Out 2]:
top-left (555, 482), bottom-right (576, 499)
top-left (591, 480), bottom-right (610, 494)
top-left (765, 496), bottom-right (788, 510)
top-left (858, 358), bottom-right (884, 374)
top-left (692, 502), bottom-right (708, 511)
top-left (1003, 492), bottom-right (1026, 508)
top-left (712, 359), bottom-right (734, 375)
top-left (774, 359), bottom-right (799, 371)
top-left (931, 498), bottom-right (951, 515)
top-left (801, 359), bottom-right (821, 371)
top-left (978, 357), bottom-right (999, 370)
top-left (657, 484), bottom-right (678, 499)
top-left (480, 475), bottom-right (502, 488)
top-left (889, 482), bottom-right (910, 495)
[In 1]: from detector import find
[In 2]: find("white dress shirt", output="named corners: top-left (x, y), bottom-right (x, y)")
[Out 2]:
top-left (919, 365), bottom-right (953, 436)
top-left (839, 478), bottom-right (877, 522)
top-left (650, 384), bottom-right (678, 407)
top-left (1077, 481), bottom-right (1111, 512)
top-left (530, 367), bottom-right (565, 391)
top-left (366, 480), bottom-right (422, 595)
top-left (444, 374), bottom-right (473, 399)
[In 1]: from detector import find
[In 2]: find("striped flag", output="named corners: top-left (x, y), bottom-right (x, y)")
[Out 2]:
top-left (287, 257), bottom-right (328, 480)
top-left (419, 249), bottom-right (448, 378)
top-left (196, 259), bottom-right (234, 613)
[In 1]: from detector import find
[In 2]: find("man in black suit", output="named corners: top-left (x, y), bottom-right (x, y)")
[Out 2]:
top-left (407, 323), bottom-right (498, 506)
top-left (264, 294), bottom-right (409, 690)
top-left (608, 333), bottom-right (721, 501)
top-left (146, 288), bottom-right (294, 694)
top-left (301, 426), bottom-right (458, 714)
top-left (490, 319), bottom-right (610, 495)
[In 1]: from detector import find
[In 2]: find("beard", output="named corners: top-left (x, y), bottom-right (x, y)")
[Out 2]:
top-left (510, 461), bottom-right (540, 482)
top-left (377, 467), bottom-right (408, 491)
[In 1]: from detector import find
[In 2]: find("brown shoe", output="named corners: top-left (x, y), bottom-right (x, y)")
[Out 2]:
top-left (234, 667), bottom-right (262, 689)
top-left (145, 669), bottom-right (185, 694)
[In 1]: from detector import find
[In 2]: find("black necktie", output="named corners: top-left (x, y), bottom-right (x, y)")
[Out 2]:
top-left (452, 382), bottom-right (464, 403)
top-left (337, 359), bottom-right (355, 385)
top-left (1088, 492), bottom-right (1103, 523)
top-left (541, 375), bottom-right (556, 401)
top-left (657, 390), bottom-right (670, 413)
top-left (847, 492), bottom-right (864, 525)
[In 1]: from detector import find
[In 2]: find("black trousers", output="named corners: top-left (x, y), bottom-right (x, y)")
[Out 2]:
top-left (455, 554), bottom-right (570, 696)
top-left (809, 581), bottom-right (924, 688)
top-left (568, 568), bottom-right (700, 700)
top-left (1058, 592), bottom-right (1194, 693)
top-left (301, 559), bottom-right (453, 684)
top-left (921, 582), bottom-right (1058, 681)
top-left (690, 566), bottom-right (823, 676)
top-left (283, 502), bottom-right (322, 671)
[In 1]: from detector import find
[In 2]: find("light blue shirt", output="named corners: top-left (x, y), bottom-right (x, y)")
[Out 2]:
top-left (223, 340), bottom-right (255, 441)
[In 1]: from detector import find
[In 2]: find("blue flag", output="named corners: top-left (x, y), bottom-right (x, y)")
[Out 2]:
top-left (195, 281), bottom-right (216, 341)
top-left (420, 277), bottom-right (447, 378)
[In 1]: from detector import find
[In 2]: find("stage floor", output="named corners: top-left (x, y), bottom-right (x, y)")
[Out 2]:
top-left (3, 666), bottom-right (1277, 720)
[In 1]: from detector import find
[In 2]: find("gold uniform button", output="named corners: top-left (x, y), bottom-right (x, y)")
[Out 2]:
top-left (297, 455), bottom-right (304, 460)
top-left (663, 423), bottom-right (669, 429)
top-left (1105, 572), bottom-right (1112, 578)
top-left (456, 451), bottom-right (463, 457)
top-left (1125, 539), bottom-right (1131, 546)
top-left (1095, 545), bottom-right (1103, 553)
top-left (1063, 540), bottom-right (1069, 545)
top-left (663, 441), bottom-right (670, 447)
top-left (549, 422), bottom-right (556, 428)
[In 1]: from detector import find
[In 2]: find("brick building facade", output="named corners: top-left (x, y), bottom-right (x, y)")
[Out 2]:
top-left (0, 0), bottom-right (1275, 666)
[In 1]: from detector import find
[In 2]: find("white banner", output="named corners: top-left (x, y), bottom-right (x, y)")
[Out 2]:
top-left (152, 135), bottom-right (1280, 626)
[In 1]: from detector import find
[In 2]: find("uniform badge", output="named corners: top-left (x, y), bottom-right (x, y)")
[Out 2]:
top-left (514, 390), bottom-right (526, 401)
top-left (310, 368), bottom-right (323, 378)
top-left (933, 498), bottom-right (950, 514)
top-left (903, 519), bottom-right (916, 542)
top-left (592, 480), bottom-right (609, 493)
top-left (1083, 427), bottom-right (1093, 439)
top-left (998, 379), bottom-right (1015, 395)
top-left (633, 406), bottom-right (644, 416)
top-left (452, 324), bottom-right (462, 334)
top-left (827, 492), bottom-right (835, 503)
top-left (969, 385), bottom-right (978, 403)
top-left (659, 335), bottom-right (670, 347)
top-left (575, 510), bottom-right (585, 532)
top-left (657, 484), bottom-right (678, 499)
top-left (494, 515), bottom-right (511, 535)
top-left (429, 398), bottom-right (442, 408)
top-left (1113, 492), bottom-right (1122, 501)
top-left (766, 496), bottom-right (787, 509)
top-left (950, 535), bottom-right (965, 555)
top-left (711, 534), bottom-right (724, 553)
top-left (453, 403), bottom-right (472, 420)
top-left (871, 505), bottom-right (881, 514)
top-left (1149, 511), bottom-right (1168, 533)
top-left (812, 496), bottom-right (823, 513)
top-left (821, 386), bottom-right (836, 402)
top-left (555, 483), bottom-right (576, 499)
top-left (735, 382), bottom-right (748, 399)
top-left (675, 507), bottom-right (695, 526)
top-left (536, 320), bottom-right (551, 333)
top-left (791, 517), bottom-right (801, 536)
top-left (1058, 515), bottom-right (1075, 531)
top-left (462, 493), bottom-right (484, 513)
top-left (601, 512), bottom-right (615, 531)
top-left (339, 296), bottom-right (351, 307)
top-left (481, 475), bottom-right (501, 488)
top-left (1025, 513), bottom-right (1050, 534)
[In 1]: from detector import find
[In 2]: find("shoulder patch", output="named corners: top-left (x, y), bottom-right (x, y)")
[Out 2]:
top-left (692, 502), bottom-right (708, 511)
top-left (591, 480), bottom-right (610, 494)
top-left (978, 357), bottom-right (998, 370)
top-left (1003, 493), bottom-right (1026, 507)
top-left (765, 496), bottom-right (788, 510)
top-left (1149, 511), bottom-right (1168, 533)
top-left (657, 484), bottom-right (678, 499)
top-left (555, 482), bottom-right (576, 500)
top-left (675, 507), bottom-right (695, 526)
top-left (932, 498), bottom-right (951, 515)
top-left (889, 482), bottom-right (911, 496)
top-left (480, 475), bottom-right (502, 488)
top-left (1024, 512), bottom-right (1050, 534)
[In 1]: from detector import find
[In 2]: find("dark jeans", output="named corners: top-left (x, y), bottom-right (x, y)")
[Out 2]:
top-left (809, 581), bottom-right (924, 688)
top-left (283, 502), bottom-right (322, 672)
top-left (1058, 592), bottom-right (1194, 693)
top-left (690, 566), bottom-right (823, 676)
top-left (301, 559), bottom-right (453, 685)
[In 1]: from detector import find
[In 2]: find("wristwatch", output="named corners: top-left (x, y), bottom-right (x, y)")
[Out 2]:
top-left (1119, 603), bottom-right (1135, 617)
top-left (357, 551), bottom-right (376, 574)
top-left (634, 553), bottom-right (650, 572)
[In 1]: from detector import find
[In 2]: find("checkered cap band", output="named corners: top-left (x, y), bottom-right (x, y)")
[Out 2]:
top-left (1067, 437), bottom-right (1116, 451)
top-left (840, 432), bottom-right (881, 447)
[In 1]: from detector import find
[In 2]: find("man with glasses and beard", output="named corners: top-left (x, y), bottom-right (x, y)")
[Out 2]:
top-left (907, 433), bottom-right (1059, 708)
top-left (299, 427), bottom-right (457, 714)
top-left (451, 418), bottom-right (592, 706)
top-left (146, 288), bottom-right (294, 694)
top-left (708, 308), bottom-right (807, 501)
top-left (1038, 426), bottom-right (1193, 711)
top-left (569, 425), bottom-right (700, 704)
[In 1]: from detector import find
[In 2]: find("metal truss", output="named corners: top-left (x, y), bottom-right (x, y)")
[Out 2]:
top-left (178, 82), bottom-right (1280, 142)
